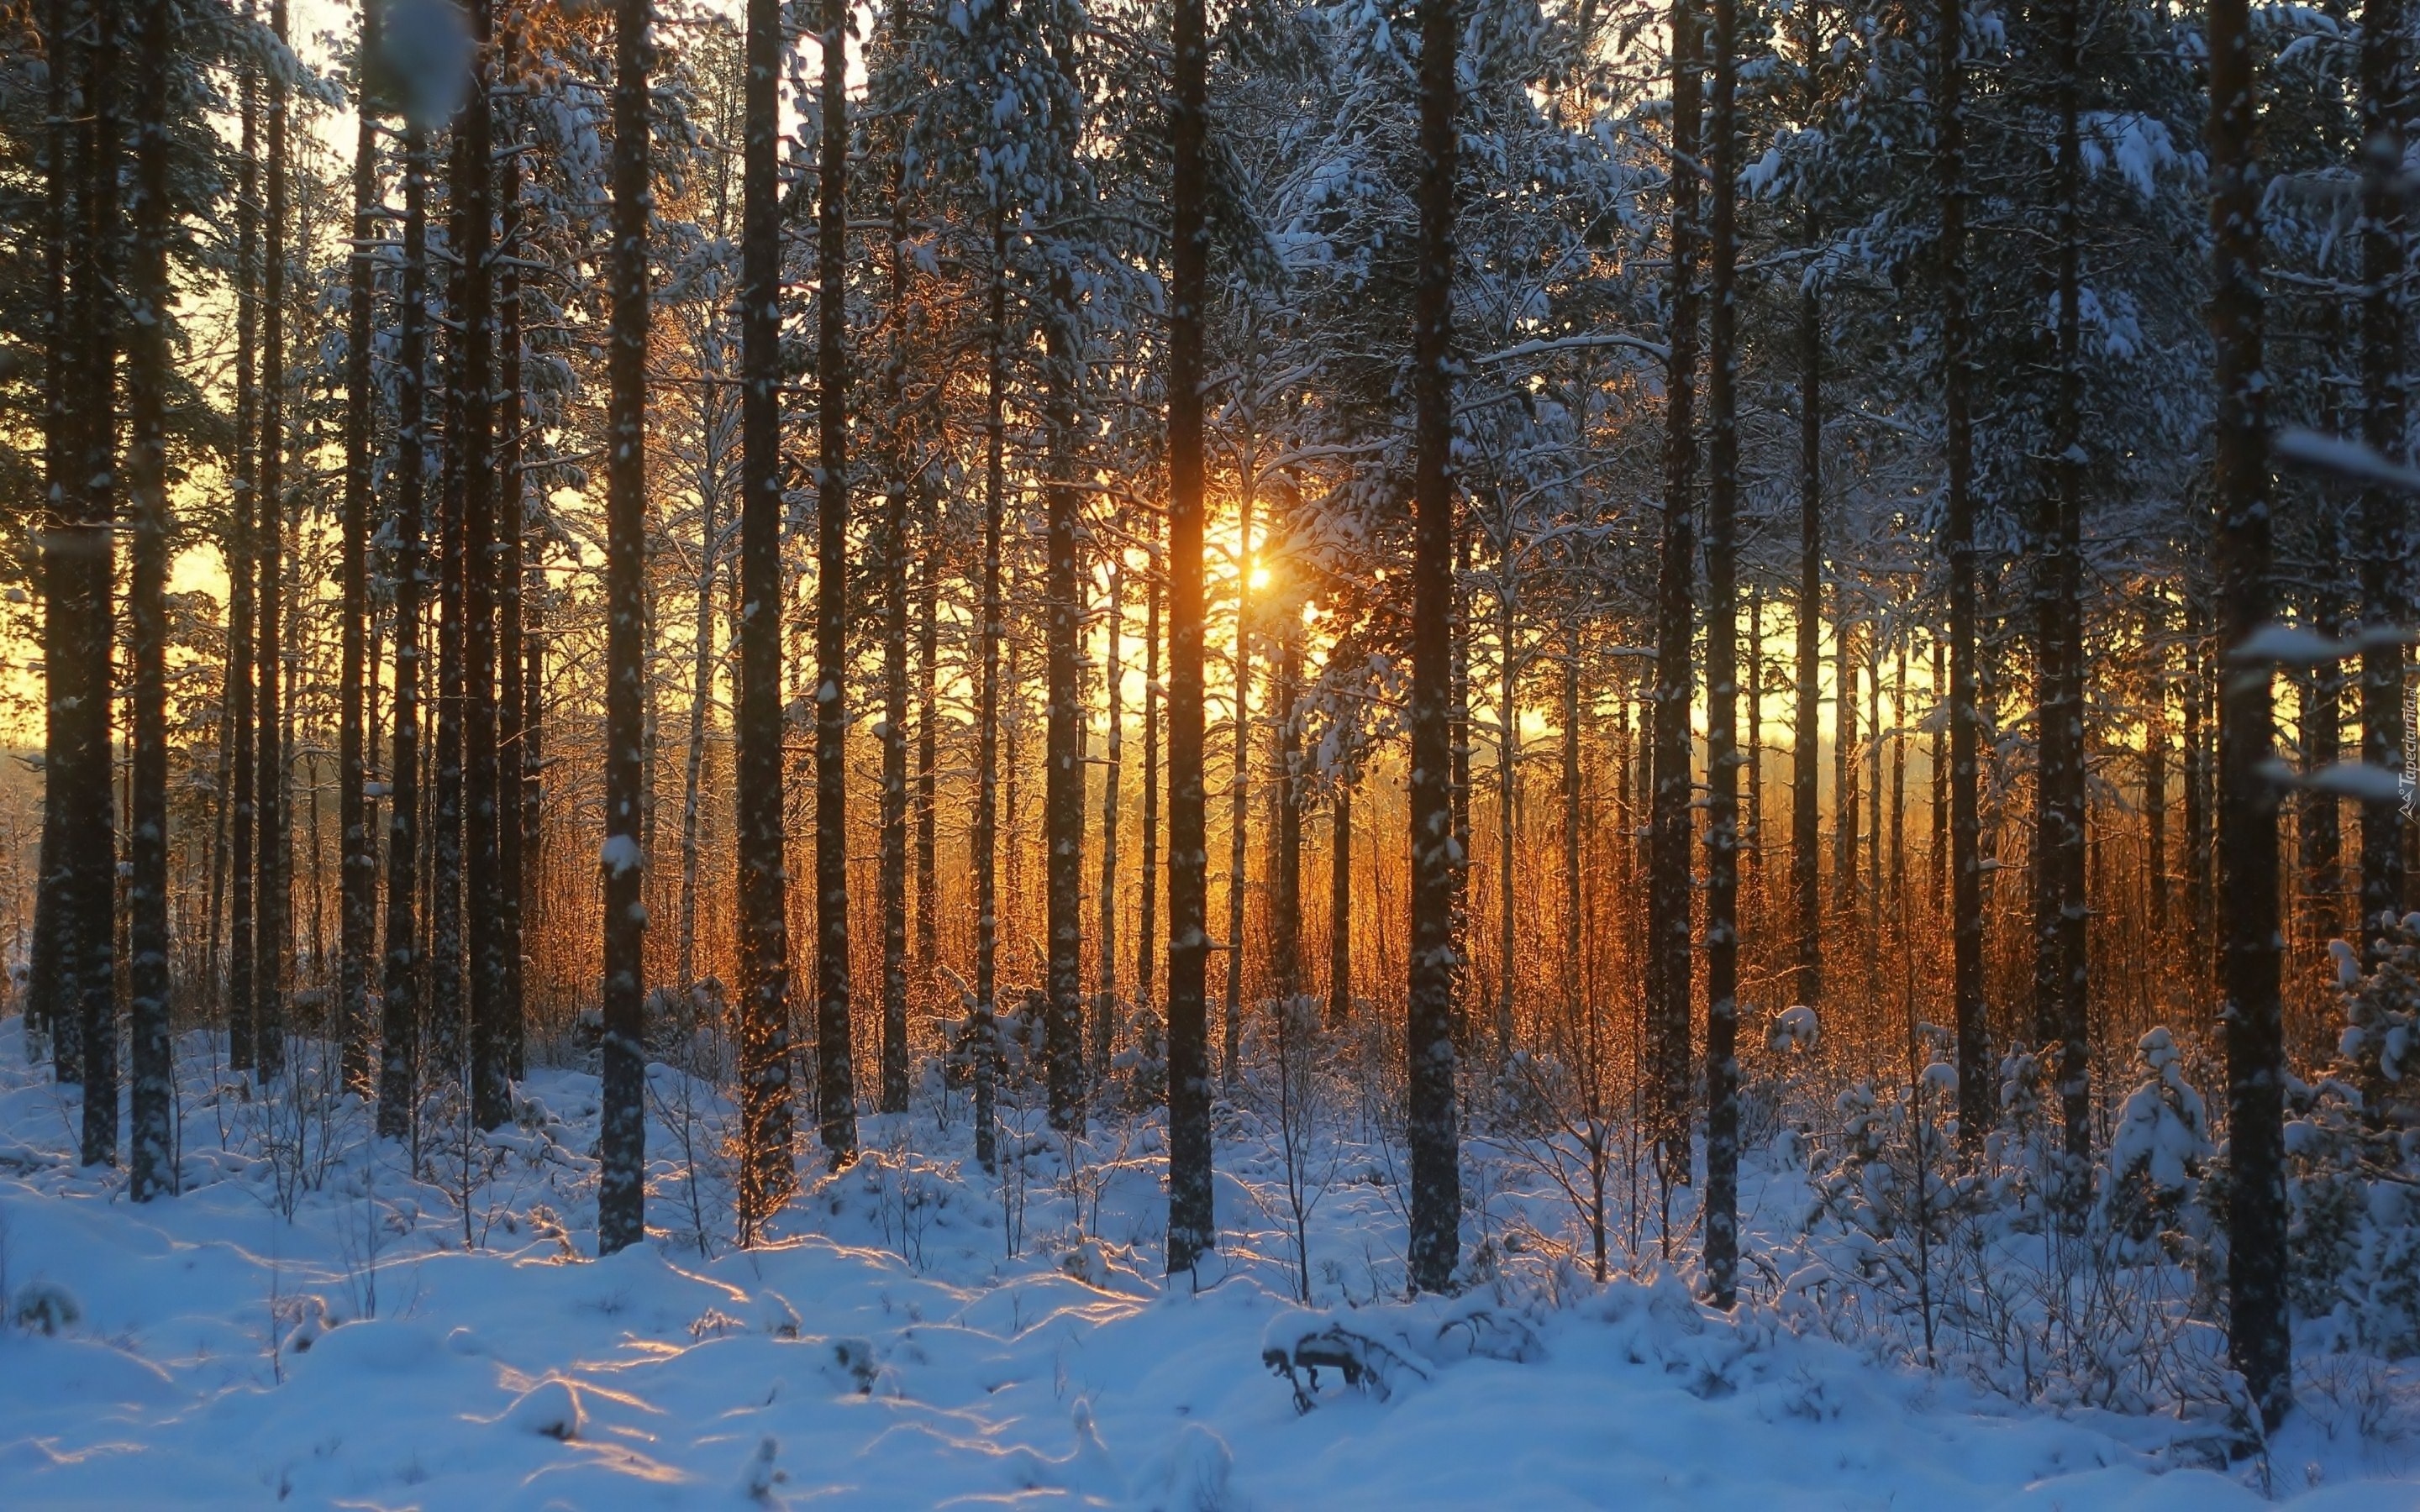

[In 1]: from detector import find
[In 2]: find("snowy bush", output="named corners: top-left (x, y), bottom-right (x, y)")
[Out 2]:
top-left (9, 1278), bottom-right (79, 1336)
top-left (2098, 1027), bottom-right (2213, 1263)
top-left (2286, 916), bottom-right (2420, 1356)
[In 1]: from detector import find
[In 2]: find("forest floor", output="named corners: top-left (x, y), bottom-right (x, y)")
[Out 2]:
top-left (0, 1016), bottom-right (2412, 1509)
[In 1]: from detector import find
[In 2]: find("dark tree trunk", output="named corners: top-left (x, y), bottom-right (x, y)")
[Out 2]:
top-left (1492, 533), bottom-right (1516, 1060)
top-left (1406, 0), bottom-right (1463, 1296)
top-left (973, 217), bottom-right (1007, 1177)
top-left (378, 127), bottom-right (432, 1144)
top-left (879, 160), bottom-right (911, 1118)
top-left (2207, 0), bottom-right (2289, 1426)
top-left (126, 0), bottom-right (174, 1200)
top-left (224, 32), bottom-right (257, 1079)
top-left (255, 0), bottom-right (290, 1085)
top-left (1328, 778), bottom-right (1351, 1029)
top-left (1937, 0), bottom-right (1987, 1139)
top-left (1165, 0), bottom-right (1216, 1274)
top-left (1704, 0), bottom-right (1741, 1310)
top-left (497, 133), bottom-right (526, 1082)
top-left (736, 0), bottom-right (796, 1237)
top-left (813, 0), bottom-right (856, 1162)
top-left (598, 0), bottom-right (654, 1255)
top-left (916, 478), bottom-right (939, 995)
top-left (69, 0), bottom-right (119, 1163)
top-left (1096, 556), bottom-right (1125, 1081)
top-left (2145, 603), bottom-right (2169, 936)
top-left (1793, 282), bottom-right (1822, 1013)
top-left (1449, 526), bottom-right (1471, 1050)
top-left (1222, 398), bottom-right (1255, 1087)
top-left (1833, 614), bottom-right (1858, 926)
top-left (1140, 544), bottom-right (1161, 1027)
top-left (1044, 252), bottom-right (1086, 1135)
top-left (1649, 0), bottom-right (1701, 1190)
top-left (2299, 594), bottom-right (2344, 954)
top-left (2357, 0), bottom-right (2409, 942)
top-left (2036, 0), bottom-right (2089, 1168)
top-left (1271, 601), bottom-right (1303, 1005)
top-left (455, 0), bottom-right (507, 1131)
top-left (34, 0), bottom-right (84, 1084)
top-left (2184, 594), bottom-right (2212, 953)
top-left (339, 0), bottom-right (383, 1093)
top-left (1890, 644), bottom-right (1907, 906)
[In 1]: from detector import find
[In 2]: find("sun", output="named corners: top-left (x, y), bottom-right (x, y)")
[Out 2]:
top-left (1248, 564), bottom-right (1270, 592)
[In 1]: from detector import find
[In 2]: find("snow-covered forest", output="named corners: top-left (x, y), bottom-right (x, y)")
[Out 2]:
top-left (0, 0), bottom-right (2417, 1501)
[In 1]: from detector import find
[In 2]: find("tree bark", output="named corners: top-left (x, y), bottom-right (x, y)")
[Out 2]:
top-left (736, 0), bottom-right (797, 1237)
top-left (1704, 0), bottom-right (1742, 1309)
top-left (598, 0), bottom-right (654, 1255)
top-left (1649, 0), bottom-right (1702, 1190)
top-left (1045, 221), bottom-right (1086, 1134)
top-left (1406, 0), bottom-right (1463, 1295)
top-left (1271, 590), bottom-right (1303, 1007)
top-left (2036, 0), bottom-right (2090, 1168)
top-left (70, 0), bottom-right (119, 1163)
top-left (2358, 0), bottom-right (2409, 942)
top-left (1097, 555), bottom-right (1125, 1080)
top-left (973, 215), bottom-right (1007, 1177)
top-left (1793, 281), bottom-right (1822, 1014)
top-left (339, 0), bottom-right (384, 1094)
top-left (2207, 0), bottom-right (2289, 1426)
top-left (1936, 0), bottom-right (1986, 1138)
top-left (497, 129), bottom-right (526, 1082)
top-left (378, 126), bottom-right (432, 1145)
top-left (126, 0), bottom-right (174, 1200)
top-left (880, 162), bottom-right (913, 1118)
top-left (1165, 0), bottom-right (1216, 1274)
top-left (813, 0), bottom-right (857, 1162)
top-left (255, 0), bottom-right (290, 1086)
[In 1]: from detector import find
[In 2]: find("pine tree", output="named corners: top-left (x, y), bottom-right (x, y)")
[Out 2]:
top-left (2356, 0), bottom-right (2409, 937)
top-left (2207, 0), bottom-right (2288, 1425)
top-left (124, 0), bottom-right (174, 1201)
top-left (378, 121), bottom-right (433, 1145)
top-left (813, 0), bottom-right (857, 1163)
top-left (1165, 0), bottom-right (1215, 1277)
top-left (1702, 0), bottom-right (1743, 1310)
top-left (255, 0), bottom-right (290, 1085)
top-left (1405, 0), bottom-right (1462, 1296)
top-left (599, 0), bottom-right (655, 1257)
top-left (735, 0), bottom-right (796, 1237)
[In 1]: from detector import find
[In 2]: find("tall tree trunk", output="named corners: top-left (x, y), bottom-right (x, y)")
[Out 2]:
top-left (2299, 593), bottom-right (2344, 955)
top-left (2145, 603), bottom-right (2169, 936)
top-left (1833, 613), bottom-right (1858, 922)
top-left (676, 486), bottom-right (720, 995)
top-left (1271, 592), bottom-right (1302, 1007)
top-left (34, 0), bottom-right (85, 1084)
top-left (2358, 0), bottom-right (2409, 942)
top-left (880, 165), bottom-right (913, 1119)
top-left (1406, 0), bottom-right (1463, 1296)
top-left (456, 0), bottom-right (508, 1131)
top-left (429, 71), bottom-right (467, 1092)
top-left (973, 216), bottom-right (1007, 1177)
top-left (735, 0), bottom-right (796, 1237)
top-left (378, 126), bottom-right (432, 1144)
top-left (1649, 0), bottom-right (1702, 1194)
top-left (2207, 0), bottom-right (2288, 1425)
top-left (1096, 555), bottom-right (1124, 1080)
top-left (255, 0), bottom-right (290, 1084)
top-left (126, 0), bottom-right (174, 1200)
top-left (339, 0), bottom-right (383, 1093)
top-left (1222, 370), bottom-right (1255, 1086)
top-left (1327, 776), bottom-right (1350, 1029)
top-left (813, 0), bottom-right (856, 1161)
top-left (1938, 0), bottom-right (1987, 1139)
top-left (598, 0), bottom-right (654, 1255)
top-left (2185, 593), bottom-right (2212, 953)
top-left (2037, 0), bottom-right (2090, 1168)
top-left (1165, 0), bottom-right (1216, 1274)
top-left (1890, 643), bottom-right (1907, 905)
top-left (1493, 537), bottom-right (1517, 1060)
top-left (915, 478), bottom-right (939, 996)
top-left (497, 132), bottom-right (525, 1082)
top-left (1793, 277), bottom-right (1822, 1014)
top-left (1747, 591), bottom-right (1763, 877)
top-left (1044, 235), bottom-right (1086, 1135)
top-left (69, 0), bottom-right (119, 1163)
top-left (1449, 526), bottom-right (1472, 1048)
top-left (1704, 0), bottom-right (1742, 1309)
top-left (1141, 544), bottom-right (1162, 1025)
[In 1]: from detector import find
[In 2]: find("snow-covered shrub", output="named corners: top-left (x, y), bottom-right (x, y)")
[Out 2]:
top-left (1115, 1000), bottom-right (1167, 1112)
top-left (2286, 916), bottom-right (2420, 1355)
top-left (9, 1278), bottom-right (79, 1336)
top-left (2097, 1027), bottom-right (2212, 1263)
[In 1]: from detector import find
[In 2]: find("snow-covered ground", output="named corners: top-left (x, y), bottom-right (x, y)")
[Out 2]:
top-left (0, 1017), bottom-right (2411, 1509)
